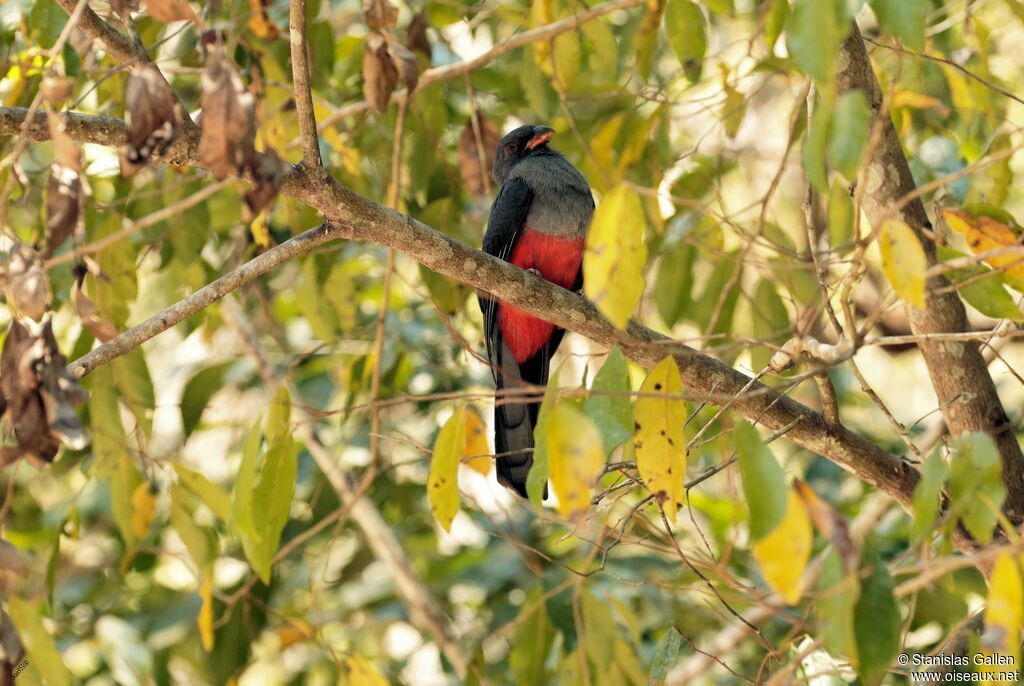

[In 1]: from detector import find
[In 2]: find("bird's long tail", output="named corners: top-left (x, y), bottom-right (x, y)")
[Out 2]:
top-left (494, 378), bottom-right (536, 497)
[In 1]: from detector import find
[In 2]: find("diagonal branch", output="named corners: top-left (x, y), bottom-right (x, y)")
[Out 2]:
top-left (837, 24), bottom-right (1024, 517)
top-left (289, 0), bottom-right (321, 171)
top-left (315, 0), bottom-right (646, 129)
top-left (0, 106), bottom-right (924, 520)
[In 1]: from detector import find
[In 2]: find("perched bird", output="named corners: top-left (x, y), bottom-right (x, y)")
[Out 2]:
top-left (479, 124), bottom-right (595, 497)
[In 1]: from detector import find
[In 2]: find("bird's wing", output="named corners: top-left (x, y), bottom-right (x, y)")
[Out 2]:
top-left (479, 177), bottom-right (534, 383)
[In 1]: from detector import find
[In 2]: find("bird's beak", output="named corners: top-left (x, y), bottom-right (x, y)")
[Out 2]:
top-left (526, 127), bottom-right (554, 150)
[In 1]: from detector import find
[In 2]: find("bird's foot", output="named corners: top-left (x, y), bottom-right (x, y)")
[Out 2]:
top-left (526, 267), bottom-right (541, 277)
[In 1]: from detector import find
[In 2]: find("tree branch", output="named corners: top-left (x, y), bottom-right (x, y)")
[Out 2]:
top-left (288, 0), bottom-right (321, 171)
top-left (52, 0), bottom-right (199, 133)
top-left (837, 24), bottom-right (1024, 517)
top-left (315, 0), bottom-right (646, 130)
top-left (0, 105), bottom-right (924, 520)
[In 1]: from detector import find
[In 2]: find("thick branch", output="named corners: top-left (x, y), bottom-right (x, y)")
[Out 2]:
top-left (837, 24), bottom-right (1024, 516)
top-left (316, 0), bottom-right (646, 129)
top-left (289, 0), bottom-right (321, 171)
top-left (0, 106), bottom-right (923, 516)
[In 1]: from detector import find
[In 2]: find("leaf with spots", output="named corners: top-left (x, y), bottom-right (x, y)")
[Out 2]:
top-left (752, 487), bottom-right (812, 605)
top-left (943, 206), bottom-right (1024, 293)
top-left (633, 356), bottom-right (686, 519)
top-left (878, 218), bottom-right (926, 308)
top-left (428, 407), bottom-right (465, 532)
top-left (546, 404), bottom-right (605, 520)
top-left (584, 184), bottom-right (648, 329)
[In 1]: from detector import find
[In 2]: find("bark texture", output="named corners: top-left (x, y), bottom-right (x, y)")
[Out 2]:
top-left (837, 25), bottom-right (1024, 517)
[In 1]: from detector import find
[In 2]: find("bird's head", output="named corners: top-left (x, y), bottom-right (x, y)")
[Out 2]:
top-left (491, 124), bottom-right (555, 185)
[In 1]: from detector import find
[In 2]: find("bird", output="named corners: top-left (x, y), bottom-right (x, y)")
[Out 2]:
top-left (478, 124), bottom-right (595, 497)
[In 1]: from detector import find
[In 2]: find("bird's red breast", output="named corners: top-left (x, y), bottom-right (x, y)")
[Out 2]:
top-left (499, 227), bottom-right (584, 364)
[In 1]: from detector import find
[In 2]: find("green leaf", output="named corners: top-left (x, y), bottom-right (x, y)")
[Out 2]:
top-left (634, 0), bottom-right (666, 80)
top-left (868, 0), bottom-right (928, 50)
top-left (937, 246), bottom-right (1022, 320)
top-left (170, 484), bottom-right (217, 575)
top-left (854, 553), bottom-right (901, 686)
top-left (244, 430), bottom-right (298, 583)
top-left (817, 550), bottom-right (860, 663)
top-left (828, 90), bottom-right (870, 179)
top-left (802, 100), bottom-right (831, 192)
top-left (911, 449), bottom-right (950, 544)
top-left (665, 0), bottom-right (706, 83)
top-left (735, 420), bottom-right (786, 541)
top-left (510, 594), bottom-right (556, 686)
top-left (428, 408), bottom-right (465, 532)
top-left (949, 432), bottom-right (1005, 543)
top-left (7, 597), bottom-right (73, 686)
top-left (180, 362), bottom-right (233, 438)
top-left (828, 178), bottom-right (854, 247)
top-left (654, 241), bottom-right (695, 327)
top-left (764, 0), bottom-right (789, 51)
top-left (232, 419), bottom-right (265, 544)
top-left (527, 365), bottom-right (565, 507)
top-left (879, 219), bottom-right (927, 308)
top-left (584, 184), bottom-right (648, 329)
top-left (583, 347), bottom-right (633, 454)
top-left (111, 347), bottom-right (154, 437)
top-left (785, 0), bottom-right (849, 85)
top-left (174, 464), bottom-right (233, 522)
top-left (265, 385), bottom-right (291, 447)
top-left (649, 626), bottom-right (683, 685)
top-left (750, 279), bottom-right (789, 371)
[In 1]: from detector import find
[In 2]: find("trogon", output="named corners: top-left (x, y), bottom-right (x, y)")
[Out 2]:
top-left (478, 124), bottom-right (595, 497)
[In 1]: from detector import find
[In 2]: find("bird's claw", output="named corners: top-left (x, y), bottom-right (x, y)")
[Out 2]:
top-left (526, 268), bottom-right (541, 277)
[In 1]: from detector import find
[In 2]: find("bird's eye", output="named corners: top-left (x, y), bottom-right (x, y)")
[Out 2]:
top-left (504, 142), bottom-right (518, 155)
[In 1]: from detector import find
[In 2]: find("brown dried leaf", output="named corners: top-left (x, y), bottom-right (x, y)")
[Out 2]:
top-left (363, 0), bottom-right (398, 32)
top-left (40, 76), bottom-right (73, 104)
top-left (362, 32), bottom-right (398, 113)
top-left (199, 49), bottom-right (257, 180)
top-left (121, 65), bottom-right (180, 176)
top-left (406, 10), bottom-right (431, 56)
top-left (0, 320), bottom-right (88, 467)
top-left (145, 0), bottom-right (200, 24)
top-left (247, 0), bottom-right (280, 39)
top-left (0, 540), bottom-right (25, 576)
top-left (795, 480), bottom-right (858, 572)
top-left (2, 244), bottom-right (51, 322)
top-left (45, 111), bottom-right (83, 255)
top-left (243, 146), bottom-right (287, 217)
top-left (387, 37), bottom-right (419, 92)
top-left (457, 114), bottom-right (500, 197)
top-left (72, 273), bottom-right (118, 343)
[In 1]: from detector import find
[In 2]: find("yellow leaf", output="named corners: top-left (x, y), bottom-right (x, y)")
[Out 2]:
top-left (878, 219), bottom-right (926, 308)
top-left (892, 90), bottom-right (949, 115)
top-left (250, 212), bottom-right (270, 247)
top-left (130, 481), bottom-right (156, 540)
top-left (428, 408), bottom-right (464, 532)
top-left (199, 575), bottom-right (215, 652)
top-left (584, 185), bottom-right (648, 329)
top-left (633, 357), bottom-right (686, 519)
top-left (752, 489), bottom-right (812, 605)
top-left (345, 656), bottom-right (390, 686)
top-left (463, 408), bottom-right (492, 475)
top-left (943, 207), bottom-right (1024, 290)
top-left (247, 0), bottom-right (280, 39)
top-left (547, 404), bottom-right (605, 520)
top-left (979, 553), bottom-right (1022, 674)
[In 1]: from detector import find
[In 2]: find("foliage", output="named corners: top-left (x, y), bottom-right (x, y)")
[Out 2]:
top-left (0, 0), bottom-right (1023, 684)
